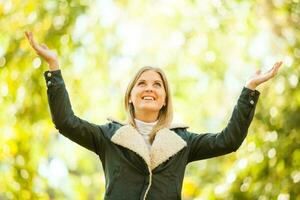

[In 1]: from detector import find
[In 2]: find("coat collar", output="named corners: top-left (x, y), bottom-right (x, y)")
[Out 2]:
top-left (108, 117), bottom-right (188, 170)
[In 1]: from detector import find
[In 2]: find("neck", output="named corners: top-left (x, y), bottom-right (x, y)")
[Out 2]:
top-left (134, 111), bottom-right (159, 123)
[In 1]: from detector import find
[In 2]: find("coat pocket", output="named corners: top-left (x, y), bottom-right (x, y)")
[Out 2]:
top-left (105, 166), bottom-right (121, 197)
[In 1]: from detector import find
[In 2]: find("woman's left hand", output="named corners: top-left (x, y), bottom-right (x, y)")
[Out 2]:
top-left (245, 61), bottom-right (283, 90)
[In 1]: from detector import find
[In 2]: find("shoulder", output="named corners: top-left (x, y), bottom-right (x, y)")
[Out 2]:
top-left (169, 122), bottom-right (189, 130)
top-left (97, 117), bottom-right (125, 138)
top-left (169, 123), bottom-right (191, 142)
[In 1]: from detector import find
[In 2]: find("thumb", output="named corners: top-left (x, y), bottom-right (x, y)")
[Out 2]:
top-left (256, 69), bottom-right (261, 75)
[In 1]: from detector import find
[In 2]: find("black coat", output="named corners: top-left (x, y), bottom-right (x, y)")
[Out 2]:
top-left (44, 70), bottom-right (260, 200)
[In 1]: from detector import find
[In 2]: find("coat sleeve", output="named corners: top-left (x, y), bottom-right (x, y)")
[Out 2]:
top-left (187, 86), bottom-right (260, 163)
top-left (44, 70), bottom-right (106, 156)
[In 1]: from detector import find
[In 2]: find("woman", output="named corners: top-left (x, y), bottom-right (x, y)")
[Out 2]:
top-left (25, 31), bottom-right (282, 200)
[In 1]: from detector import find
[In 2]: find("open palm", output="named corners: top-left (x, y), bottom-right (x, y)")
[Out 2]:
top-left (246, 61), bottom-right (283, 89)
top-left (25, 31), bottom-right (59, 68)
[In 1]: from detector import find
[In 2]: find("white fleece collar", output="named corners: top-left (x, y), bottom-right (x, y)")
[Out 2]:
top-left (107, 117), bottom-right (188, 170)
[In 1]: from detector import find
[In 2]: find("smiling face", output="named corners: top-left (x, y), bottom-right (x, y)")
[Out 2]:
top-left (129, 70), bottom-right (166, 120)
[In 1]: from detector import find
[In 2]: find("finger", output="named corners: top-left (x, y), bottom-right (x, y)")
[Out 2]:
top-left (276, 61), bottom-right (283, 69)
top-left (266, 65), bottom-right (275, 73)
top-left (266, 62), bottom-right (281, 78)
top-left (25, 31), bottom-right (30, 37)
top-left (27, 32), bottom-right (35, 45)
top-left (262, 68), bottom-right (276, 80)
top-left (24, 31), bottom-right (45, 57)
top-left (41, 43), bottom-right (49, 50)
top-left (25, 31), bottom-right (32, 44)
top-left (25, 31), bottom-right (29, 38)
top-left (275, 61), bottom-right (283, 68)
top-left (273, 64), bottom-right (281, 75)
top-left (269, 63), bottom-right (278, 74)
top-left (29, 32), bottom-right (37, 46)
top-left (28, 33), bottom-right (41, 51)
top-left (259, 61), bottom-right (283, 83)
top-left (25, 31), bottom-right (50, 57)
top-left (273, 61), bottom-right (282, 74)
top-left (266, 61), bottom-right (281, 74)
top-left (25, 32), bottom-right (35, 47)
top-left (25, 33), bottom-right (38, 51)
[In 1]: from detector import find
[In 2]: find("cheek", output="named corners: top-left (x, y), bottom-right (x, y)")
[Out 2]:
top-left (158, 91), bottom-right (166, 102)
top-left (130, 89), bottom-right (140, 101)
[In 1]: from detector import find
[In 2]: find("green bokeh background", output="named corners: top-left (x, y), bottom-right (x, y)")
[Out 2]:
top-left (0, 0), bottom-right (299, 199)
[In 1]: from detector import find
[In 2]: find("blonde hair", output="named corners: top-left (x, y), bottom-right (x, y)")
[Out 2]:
top-left (124, 66), bottom-right (173, 144)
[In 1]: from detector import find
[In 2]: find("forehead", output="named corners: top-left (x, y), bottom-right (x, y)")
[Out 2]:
top-left (137, 70), bottom-right (163, 81)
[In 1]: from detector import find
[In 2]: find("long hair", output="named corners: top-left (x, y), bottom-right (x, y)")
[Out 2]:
top-left (124, 66), bottom-right (173, 144)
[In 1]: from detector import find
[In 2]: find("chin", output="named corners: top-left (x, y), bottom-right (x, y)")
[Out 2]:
top-left (138, 106), bottom-right (161, 112)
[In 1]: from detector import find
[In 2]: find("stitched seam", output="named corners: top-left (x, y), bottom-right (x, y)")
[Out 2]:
top-left (143, 166), bottom-right (152, 200)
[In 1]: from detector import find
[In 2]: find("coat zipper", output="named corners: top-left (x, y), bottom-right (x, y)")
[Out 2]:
top-left (143, 166), bottom-right (152, 200)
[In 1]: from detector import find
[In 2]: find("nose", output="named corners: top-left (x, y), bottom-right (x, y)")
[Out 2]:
top-left (145, 85), bottom-right (154, 92)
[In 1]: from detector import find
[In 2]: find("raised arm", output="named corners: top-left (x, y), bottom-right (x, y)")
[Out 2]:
top-left (25, 31), bottom-right (105, 155)
top-left (187, 86), bottom-right (260, 162)
top-left (187, 62), bottom-right (283, 162)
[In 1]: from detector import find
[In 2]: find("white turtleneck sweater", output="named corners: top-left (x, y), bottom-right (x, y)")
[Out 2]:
top-left (134, 118), bottom-right (157, 151)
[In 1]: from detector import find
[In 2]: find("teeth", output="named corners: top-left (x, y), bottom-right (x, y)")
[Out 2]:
top-left (143, 96), bottom-right (154, 100)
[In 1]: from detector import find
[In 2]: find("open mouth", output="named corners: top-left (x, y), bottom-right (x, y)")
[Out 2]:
top-left (141, 96), bottom-right (156, 101)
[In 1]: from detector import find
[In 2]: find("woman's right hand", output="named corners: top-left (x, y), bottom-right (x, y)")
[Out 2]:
top-left (25, 31), bottom-right (60, 71)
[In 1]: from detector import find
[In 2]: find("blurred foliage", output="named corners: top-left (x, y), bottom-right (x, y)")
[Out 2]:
top-left (0, 0), bottom-right (299, 199)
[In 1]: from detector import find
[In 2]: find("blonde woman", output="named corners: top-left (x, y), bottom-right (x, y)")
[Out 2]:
top-left (25, 31), bottom-right (282, 200)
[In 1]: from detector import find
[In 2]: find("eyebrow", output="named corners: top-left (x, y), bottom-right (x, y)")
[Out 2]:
top-left (138, 79), bottom-right (163, 83)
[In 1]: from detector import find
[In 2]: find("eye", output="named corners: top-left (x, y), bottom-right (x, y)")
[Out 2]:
top-left (137, 81), bottom-right (146, 86)
top-left (154, 82), bottom-right (162, 87)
